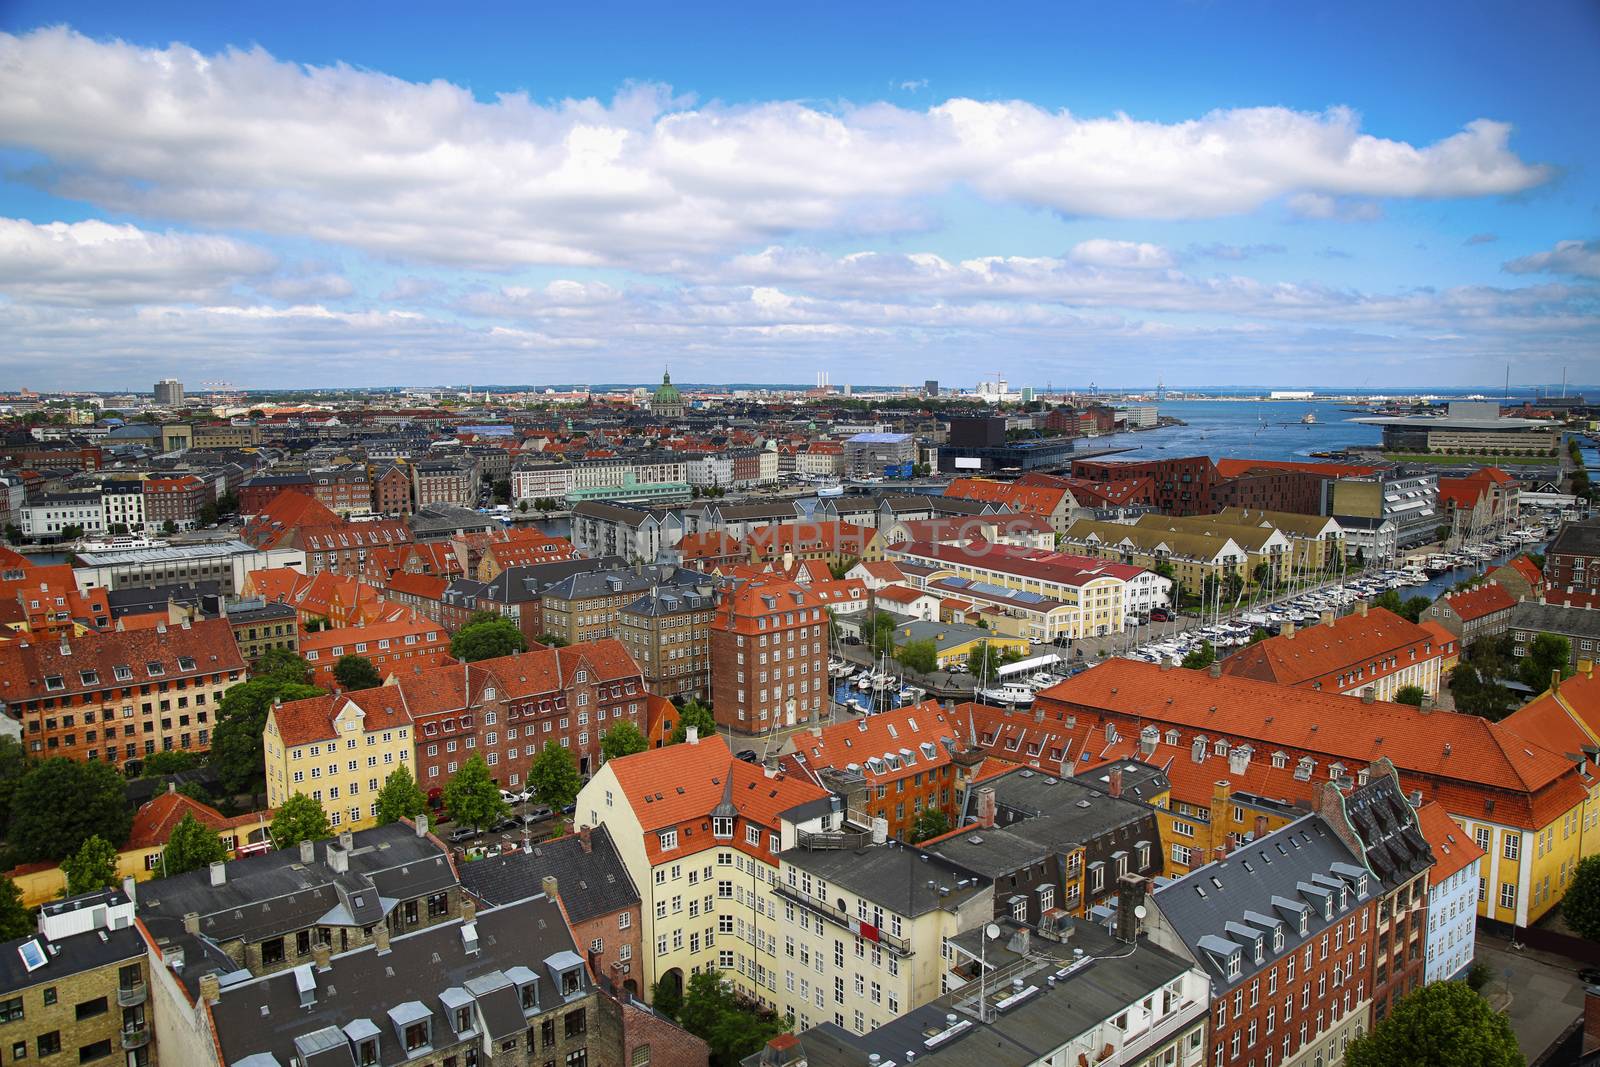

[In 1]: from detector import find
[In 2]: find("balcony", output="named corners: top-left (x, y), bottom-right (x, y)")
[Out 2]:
top-left (120, 1026), bottom-right (150, 1050)
top-left (117, 982), bottom-right (147, 1007)
top-left (773, 883), bottom-right (912, 956)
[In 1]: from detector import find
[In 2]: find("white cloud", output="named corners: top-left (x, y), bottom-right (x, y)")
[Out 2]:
top-left (1503, 239), bottom-right (1600, 280)
top-left (254, 273), bottom-right (355, 302)
top-left (1287, 193), bottom-right (1384, 222)
top-left (0, 216), bottom-right (274, 305)
top-left (0, 28), bottom-right (1549, 270)
top-left (1068, 239), bottom-right (1176, 269)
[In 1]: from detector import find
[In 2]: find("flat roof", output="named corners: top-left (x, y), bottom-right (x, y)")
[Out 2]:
top-left (75, 539), bottom-right (262, 565)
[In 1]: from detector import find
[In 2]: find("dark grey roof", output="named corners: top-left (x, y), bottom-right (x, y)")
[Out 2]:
top-left (481, 556), bottom-right (630, 605)
top-left (1509, 601), bottom-right (1600, 640)
top-left (1069, 761), bottom-right (1172, 806)
top-left (225, 599), bottom-right (300, 625)
top-left (0, 897), bottom-right (145, 993)
top-left (541, 563), bottom-right (711, 603)
top-left (105, 581), bottom-right (222, 618)
top-left (757, 918), bottom-right (1195, 1067)
top-left (1150, 814), bottom-right (1372, 994)
top-left (1547, 521), bottom-right (1600, 560)
top-left (781, 841), bottom-right (990, 917)
top-left (572, 501), bottom-right (657, 527)
top-left (456, 826), bottom-right (638, 924)
top-left (211, 895), bottom-right (592, 1067)
top-left (621, 588), bottom-right (717, 618)
top-left (1339, 773), bottom-right (1434, 891)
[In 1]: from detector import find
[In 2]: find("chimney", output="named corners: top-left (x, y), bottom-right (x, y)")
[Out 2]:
top-left (1419, 695), bottom-right (1434, 715)
top-left (415, 813), bottom-right (429, 837)
top-left (1254, 814), bottom-right (1268, 840)
top-left (1114, 873), bottom-right (1146, 943)
top-left (208, 861), bottom-right (226, 887)
top-left (1208, 661), bottom-right (1221, 679)
top-left (121, 875), bottom-right (137, 908)
top-left (1362, 686), bottom-right (1376, 704)
top-left (1108, 768), bottom-right (1123, 799)
top-left (1359, 600), bottom-right (1368, 618)
top-left (686, 725), bottom-right (699, 745)
top-left (182, 912), bottom-right (199, 935)
top-left (976, 787), bottom-right (997, 830)
top-left (541, 875), bottom-right (558, 900)
top-left (577, 826), bottom-right (593, 854)
top-left (871, 817), bottom-right (888, 845)
top-left (1282, 620), bottom-right (1295, 639)
top-left (1160, 657), bottom-right (1173, 672)
top-left (1553, 669), bottom-right (1563, 695)
top-left (338, 830), bottom-right (354, 851)
top-left (198, 972), bottom-right (221, 1006)
top-left (328, 846), bottom-right (349, 875)
top-left (1320, 610), bottom-right (1334, 627)
top-left (374, 924), bottom-right (391, 955)
top-left (299, 839), bottom-right (315, 864)
top-left (460, 896), bottom-right (476, 925)
top-left (311, 941), bottom-right (332, 972)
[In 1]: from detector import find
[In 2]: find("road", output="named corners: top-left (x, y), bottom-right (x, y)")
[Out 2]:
top-left (1476, 932), bottom-right (1586, 1063)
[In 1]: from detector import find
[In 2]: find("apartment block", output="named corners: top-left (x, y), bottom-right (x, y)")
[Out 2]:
top-left (709, 578), bottom-right (829, 734)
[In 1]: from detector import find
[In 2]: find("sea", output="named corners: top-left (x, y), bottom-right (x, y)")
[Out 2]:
top-left (1086, 398), bottom-right (1381, 464)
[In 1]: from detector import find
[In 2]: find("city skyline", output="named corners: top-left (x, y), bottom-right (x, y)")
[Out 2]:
top-left (0, 1), bottom-right (1596, 389)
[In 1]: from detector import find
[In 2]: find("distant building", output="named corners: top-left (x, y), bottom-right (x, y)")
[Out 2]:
top-left (710, 578), bottom-right (828, 733)
top-left (153, 378), bottom-right (184, 406)
top-left (649, 368), bottom-right (686, 419)
top-left (1546, 519), bottom-right (1600, 595)
top-left (843, 432), bottom-right (916, 477)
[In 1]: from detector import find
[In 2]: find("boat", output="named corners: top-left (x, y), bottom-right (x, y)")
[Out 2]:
top-left (816, 482), bottom-right (844, 498)
top-left (978, 684), bottom-right (1036, 707)
top-left (1301, 411), bottom-right (1317, 425)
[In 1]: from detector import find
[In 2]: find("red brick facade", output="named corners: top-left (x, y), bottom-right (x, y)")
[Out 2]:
top-left (709, 578), bottom-right (828, 735)
top-left (1072, 455), bottom-right (1221, 516)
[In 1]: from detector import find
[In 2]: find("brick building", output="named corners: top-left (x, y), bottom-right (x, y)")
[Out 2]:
top-left (0, 618), bottom-right (245, 764)
top-left (146, 474), bottom-right (216, 533)
top-left (1547, 519), bottom-right (1600, 595)
top-left (297, 518), bottom-right (413, 576)
top-left (412, 456), bottom-right (481, 507)
top-left (1424, 582), bottom-right (1518, 643)
top-left (1210, 466), bottom-right (1330, 515)
top-left (1220, 604), bottom-right (1447, 699)
top-left (222, 598), bottom-right (300, 664)
top-left (619, 587), bottom-right (717, 703)
top-left (370, 461), bottom-right (413, 516)
top-left (1072, 455), bottom-right (1221, 516)
top-left (709, 578), bottom-right (828, 734)
top-left (298, 616), bottom-right (452, 686)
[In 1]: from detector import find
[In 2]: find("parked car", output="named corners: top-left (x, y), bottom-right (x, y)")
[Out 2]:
top-left (1580, 967), bottom-right (1600, 987)
top-left (524, 805), bottom-right (554, 823)
top-left (515, 788), bottom-right (537, 804)
top-left (489, 816), bottom-right (520, 834)
top-left (1150, 608), bottom-right (1171, 622)
top-left (499, 789), bottom-right (518, 805)
top-left (447, 826), bottom-right (479, 844)
top-left (735, 749), bottom-right (760, 764)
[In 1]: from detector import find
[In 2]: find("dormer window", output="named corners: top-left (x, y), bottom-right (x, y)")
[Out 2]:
top-left (177, 656), bottom-right (196, 672)
top-left (1227, 952), bottom-right (1242, 979)
top-left (146, 661), bottom-right (164, 677)
top-left (113, 665), bottom-right (132, 682)
top-left (1273, 927), bottom-right (1284, 951)
top-left (1299, 911), bottom-right (1309, 935)
top-left (712, 817), bottom-right (733, 839)
top-left (355, 1037), bottom-right (379, 1067)
top-left (660, 829), bottom-right (678, 851)
top-left (43, 675), bottom-right (64, 692)
top-left (78, 670), bottom-right (98, 687)
top-left (453, 1006), bottom-right (473, 1034)
top-left (1214, 739), bottom-right (1228, 756)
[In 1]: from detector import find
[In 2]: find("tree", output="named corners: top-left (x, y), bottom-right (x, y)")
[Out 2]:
top-left (1251, 561), bottom-right (1272, 588)
top-left (9, 758), bottom-right (132, 863)
top-left (374, 766), bottom-right (429, 826)
top-left (2, 524), bottom-right (20, 545)
top-left (534, 632), bottom-right (569, 648)
top-left (1562, 855), bottom-right (1600, 941)
top-left (450, 612), bottom-right (528, 662)
top-left (910, 808), bottom-right (951, 843)
top-left (895, 638), bottom-right (938, 675)
top-left (1248, 628), bottom-right (1271, 645)
top-left (271, 794), bottom-right (332, 849)
top-left (1398, 596), bottom-right (1431, 624)
top-left (1519, 632), bottom-right (1573, 690)
top-left (867, 610), bottom-right (898, 656)
top-left (254, 648), bottom-right (314, 686)
top-left (62, 835), bottom-right (119, 896)
top-left (1374, 589), bottom-right (1404, 616)
top-left (493, 478), bottom-right (512, 504)
top-left (670, 700), bottom-right (718, 745)
top-left (828, 555), bottom-right (859, 581)
top-left (333, 654), bottom-right (383, 691)
top-left (163, 813), bottom-right (227, 876)
top-left (600, 722), bottom-right (648, 762)
top-left (677, 969), bottom-right (788, 1067)
top-left (0, 736), bottom-right (33, 843)
top-left (441, 755), bottom-right (507, 830)
top-left (528, 744), bottom-right (583, 810)
top-left (0, 879), bottom-right (31, 941)
top-left (198, 500), bottom-right (220, 526)
top-left (1345, 981), bottom-right (1519, 1067)
top-left (1181, 641), bottom-right (1217, 671)
top-left (967, 641), bottom-right (1023, 679)
top-left (651, 974), bottom-right (684, 1019)
top-left (140, 750), bottom-right (199, 778)
top-left (1393, 685), bottom-right (1426, 707)
top-left (1449, 663), bottom-right (1516, 722)
top-left (211, 677), bottom-right (323, 793)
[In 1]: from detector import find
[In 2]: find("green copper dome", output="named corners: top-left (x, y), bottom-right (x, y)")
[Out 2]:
top-left (652, 369), bottom-right (682, 405)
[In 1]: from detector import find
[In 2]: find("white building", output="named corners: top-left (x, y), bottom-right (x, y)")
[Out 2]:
top-left (1419, 804), bottom-right (1484, 983)
top-left (19, 492), bottom-right (104, 539)
top-left (510, 462), bottom-right (575, 502)
top-left (100, 482), bottom-right (147, 532)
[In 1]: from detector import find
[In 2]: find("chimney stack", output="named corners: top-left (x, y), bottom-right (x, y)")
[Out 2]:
top-left (1208, 661), bottom-right (1221, 679)
top-left (976, 787), bottom-right (997, 830)
top-left (1108, 768), bottom-right (1123, 799)
top-left (1320, 610), bottom-right (1335, 627)
top-left (1553, 669), bottom-right (1563, 695)
top-left (686, 725), bottom-right (699, 745)
top-left (577, 826), bottom-right (593, 853)
top-left (338, 830), bottom-right (354, 851)
top-left (541, 875), bottom-right (559, 901)
top-left (328, 847), bottom-right (348, 874)
top-left (183, 912), bottom-right (199, 935)
top-left (121, 875), bottom-right (137, 908)
top-left (415, 813), bottom-right (429, 837)
top-left (1283, 620), bottom-right (1295, 639)
top-left (198, 972), bottom-right (221, 1006)
top-left (1359, 600), bottom-right (1368, 618)
top-left (299, 839), bottom-right (314, 864)
top-left (374, 925), bottom-right (391, 955)
top-left (1254, 814), bottom-right (1268, 840)
top-left (1362, 686), bottom-right (1375, 704)
top-left (460, 896), bottom-right (476, 925)
top-left (1114, 873), bottom-right (1146, 943)
top-left (208, 861), bottom-right (226, 887)
top-left (312, 941), bottom-right (332, 972)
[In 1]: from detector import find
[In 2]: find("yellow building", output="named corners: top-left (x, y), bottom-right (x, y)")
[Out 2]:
top-left (264, 687), bottom-right (414, 831)
top-left (1062, 519), bottom-right (1250, 595)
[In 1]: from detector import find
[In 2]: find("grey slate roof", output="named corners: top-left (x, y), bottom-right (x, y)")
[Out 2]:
top-left (211, 894), bottom-right (592, 1067)
top-left (456, 826), bottom-right (639, 924)
top-left (781, 841), bottom-right (990, 917)
top-left (572, 501), bottom-right (657, 527)
top-left (0, 893), bottom-right (145, 993)
top-left (1509, 600), bottom-right (1600, 640)
top-left (1338, 773), bottom-right (1434, 891)
top-left (1546, 519), bottom-right (1600, 558)
top-left (1150, 814), bottom-right (1372, 994)
top-left (481, 556), bottom-right (630, 605)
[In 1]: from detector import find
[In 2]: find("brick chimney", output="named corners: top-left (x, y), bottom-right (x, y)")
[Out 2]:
top-left (1114, 873), bottom-right (1146, 943)
top-left (311, 941), bottom-right (332, 972)
top-left (374, 925), bottom-right (391, 955)
top-left (198, 972), bottom-right (221, 1006)
top-left (577, 826), bottom-right (593, 853)
top-left (975, 786), bottom-right (997, 829)
top-left (1254, 814), bottom-right (1268, 840)
top-left (460, 896), bottom-right (476, 924)
top-left (1208, 661), bottom-right (1221, 678)
top-left (1362, 686), bottom-right (1376, 704)
top-left (1108, 767), bottom-right (1123, 799)
top-left (1358, 600), bottom-right (1368, 617)
top-left (1283, 620), bottom-right (1296, 639)
top-left (541, 874), bottom-right (558, 900)
top-left (1553, 669), bottom-right (1563, 695)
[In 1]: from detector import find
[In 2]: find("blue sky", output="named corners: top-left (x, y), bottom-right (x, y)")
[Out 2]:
top-left (0, 1), bottom-right (1596, 390)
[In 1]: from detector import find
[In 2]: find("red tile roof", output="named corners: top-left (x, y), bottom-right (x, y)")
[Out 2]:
top-left (1439, 583), bottom-right (1517, 622)
top-left (1501, 664), bottom-right (1600, 761)
top-left (271, 686), bottom-right (413, 747)
top-left (1414, 801), bottom-right (1485, 886)
top-left (1219, 607), bottom-right (1441, 688)
top-left (0, 619), bottom-right (244, 702)
top-left (125, 791), bottom-right (270, 851)
top-left (1214, 458), bottom-right (1382, 479)
top-left (945, 479), bottom-right (1070, 516)
top-left (783, 700), bottom-right (957, 786)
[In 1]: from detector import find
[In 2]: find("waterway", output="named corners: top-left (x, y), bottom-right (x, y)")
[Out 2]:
top-left (1086, 398), bottom-right (1381, 463)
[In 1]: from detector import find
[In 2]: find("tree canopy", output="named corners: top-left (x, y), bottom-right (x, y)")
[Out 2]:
top-left (374, 766), bottom-right (429, 826)
top-left (676, 969), bottom-right (789, 1067)
top-left (1345, 981), bottom-right (1520, 1067)
top-left (140, 750), bottom-right (199, 778)
top-left (163, 813), bottom-right (228, 876)
top-left (9, 758), bottom-right (132, 863)
top-left (528, 744), bottom-right (583, 810)
top-left (1393, 685), bottom-right (1427, 707)
top-left (895, 639), bottom-right (938, 675)
top-left (670, 700), bottom-right (718, 745)
top-left (1562, 855), bottom-right (1600, 941)
top-left (910, 808), bottom-right (951, 843)
top-left (332, 654), bottom-right (383, 691)
top-left (450, 612), bottom-right (529, 662)
top-left (254, 648), bottom-right (314, 686)
top-left (0, 879), bottom-right (31, 941)
top-left (1519, 632), bottom-right (1573, 691)
top-left (211, 677), bottom-right (324, 793)
top-left (271, 794), bottom-right (332, 849)
top-left (600, 722), bottom-right (648, 762)
top-left (62, 835), bottom-right (119, 896)
top-left (441, 755), bottom-right (507, 830)
top-left (1181, 641), bottom-right (1217, 671)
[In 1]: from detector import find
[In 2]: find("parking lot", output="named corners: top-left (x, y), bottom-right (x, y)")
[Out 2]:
top-left (428, 791), bottom-right (572, 855)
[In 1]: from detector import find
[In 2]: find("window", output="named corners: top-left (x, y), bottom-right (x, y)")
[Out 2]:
top-left (0, 997), bottom-right (20, 1023)
top-left (1499, 882), bottom-right (1517, 910)
top-left (1502, 833), bottom-right (1521, 861)
top-left (36, 1032), bottom-right (60, 1057)
top-left (74, 996), bottom-right (107, 1021)
top-left (659, 830), bottom-right (678, 851)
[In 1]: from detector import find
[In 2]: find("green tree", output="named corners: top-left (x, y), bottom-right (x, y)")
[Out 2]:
top-left (600, 722), bottom-right (648, 763)
top-left (160, 519), bottom-right (176, 535)
top-left (1248, 628), bottom-right (1271, 645)
top-left (867, 609), bottom-right (898, 656)
top-left (62, 835), bottom-right (119, 896)
top-left (441, 755), bottom-right (508, 830)
top-left (162, 813), bottom-right (227, 876)
top-left (677, 970), bottom-right (789, 1067)
top-left (1345, 981), bottom-right (1519, 1067)
top-left (0, 879), bottom-right (31, 940)
top-left (1374, 588), bottom-right (1404, 616)
top-left (910, 808), bottom-right (951, 843)
top-left (1448, 663), bottom-right (1516, 722)
top-left (528, 745), bottom-right (583, 810)
top-left (140, 750), bottom-right (199, 778)
top-left (1393, 685), bottom-right (1427, 707)
top-left (534, 632), bottom-right (569, 648)
top-left (828, 555), bottom-right (860, 580)
top-left (670, 700), bottom-right (718, 744)
top-left (254, 648), bottom-right (314, 686)
top-left (493, 478), bottom-right (512, 504)
top-left (1181, 641), bottom-right (1217, 671)
top-left (1398, 595), bottom-right (1431, 624)
top-left (450, 612), bottom-right (529, 662)
top-left (198, 500), bottom-right (220, 526)
top-left (374, 766), bottom-right (429, 826)
top-left (211, 677), bottom-right (323, 793)
top-left (1519, 632), bottom-right (1573, 690)
top-left (332, 654), bottom-right (383, 691)
top-left (651, 974), bottom-right (684, 1019)
top-left (895, 638), bottom-right (938, 675)
top-left (0, 736), bottom-right (33, 843)
top-left (967, 641), bottom-right (1023, 679)
top-left (9, 758), bottom-right (132, 863)
top-left (271, 794), bottom-right (332, 849)
top-left (1251, 561), bottom-right (1272, 587)
top-left (1562, 855), bottom-right (1600, 941)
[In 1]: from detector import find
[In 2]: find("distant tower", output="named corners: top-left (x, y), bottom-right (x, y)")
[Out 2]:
top-left (649, 367), bottom-right (686, 419)
top-left (153, 379), bottom-right (184, 406)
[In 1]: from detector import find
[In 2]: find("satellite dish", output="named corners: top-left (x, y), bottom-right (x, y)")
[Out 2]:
top-left (984, 923), bottom-right (1001, 941)
top-left (1134, 905), bottom-right (1148, 920)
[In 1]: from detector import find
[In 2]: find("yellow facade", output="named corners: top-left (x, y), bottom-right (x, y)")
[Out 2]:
top-left (264, 698), bottom-right (413, 832)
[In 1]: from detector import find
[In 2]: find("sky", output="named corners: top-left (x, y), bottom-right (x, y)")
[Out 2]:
top-left (0, 1), bottom-right (1597, 391)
